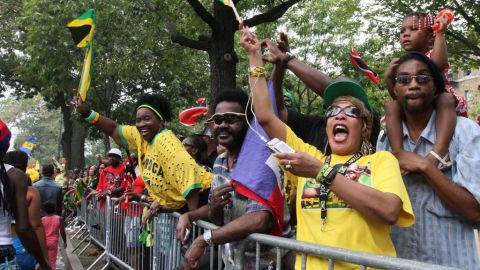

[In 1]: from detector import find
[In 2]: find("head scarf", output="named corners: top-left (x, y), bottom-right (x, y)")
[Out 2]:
top-left (0, 119), bottom-right (11, 152)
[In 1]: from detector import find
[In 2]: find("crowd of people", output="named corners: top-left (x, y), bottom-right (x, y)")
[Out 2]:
top-left (0, 9), bottom-right (479, 270)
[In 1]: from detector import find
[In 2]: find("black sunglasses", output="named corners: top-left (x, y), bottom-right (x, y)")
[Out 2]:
top-left (325, 105), bottom-right (362, 118)
top-left (395, 74), bottom-right (432, 85)
top-left (206, 112), bottom-right (246, 125)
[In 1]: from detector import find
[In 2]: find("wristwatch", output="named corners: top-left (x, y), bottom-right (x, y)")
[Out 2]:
top-left (281, 52), bottom-right (295, 68)
top-left (203, 229), bottom-right (214, 246)
top-left (316, 164), bottom-right (339, 187)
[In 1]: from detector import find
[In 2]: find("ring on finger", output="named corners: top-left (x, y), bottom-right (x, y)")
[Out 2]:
top-left (285, 160), bottom-right (292, 170)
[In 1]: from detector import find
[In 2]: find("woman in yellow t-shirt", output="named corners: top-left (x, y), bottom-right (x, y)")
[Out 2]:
top-left (240, 25), bottom-right (414, 269)
top-left (73, 93), bottom-right (211, 218)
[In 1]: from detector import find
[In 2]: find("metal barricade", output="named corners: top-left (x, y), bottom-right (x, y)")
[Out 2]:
top-left (108, 198), bottom-right (152, 270)
top-left (67, 196), bottom-right (461, 270)
top-left (232, 234), bottom-right (459, 270)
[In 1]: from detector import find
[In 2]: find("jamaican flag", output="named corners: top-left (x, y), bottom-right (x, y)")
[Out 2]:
top-left (67, 9), bottom-right (96, 101)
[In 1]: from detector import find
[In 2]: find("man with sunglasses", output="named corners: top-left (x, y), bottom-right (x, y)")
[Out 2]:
top-left (377, 52), bottom-right (480, 269)
top-left (182, 89), bottom-right (290, 269)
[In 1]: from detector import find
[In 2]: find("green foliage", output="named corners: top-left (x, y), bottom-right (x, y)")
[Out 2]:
top-left (0, 95), bottom-right (61, 163)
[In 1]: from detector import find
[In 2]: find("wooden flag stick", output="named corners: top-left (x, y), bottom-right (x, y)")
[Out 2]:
top-left (229, 1), bottom-right (242, 23)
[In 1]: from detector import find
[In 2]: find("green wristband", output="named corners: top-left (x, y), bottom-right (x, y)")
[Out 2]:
top-left (85, 110), bottom-right (97, 122)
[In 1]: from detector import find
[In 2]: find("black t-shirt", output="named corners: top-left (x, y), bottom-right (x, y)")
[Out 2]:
top-left (286, 108), bottom-right (381, 155)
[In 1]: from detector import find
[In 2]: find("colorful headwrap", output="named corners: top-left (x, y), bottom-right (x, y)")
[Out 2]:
top-left (0, 119), bottom-right (11, 151)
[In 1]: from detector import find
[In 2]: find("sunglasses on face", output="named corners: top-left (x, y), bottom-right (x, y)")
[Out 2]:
top-left (206, 112), bottom-right (246, 125)
top-left (325, 105), bottom-right (362, 118)
top-left (395, 74), bottom-right (432, 85)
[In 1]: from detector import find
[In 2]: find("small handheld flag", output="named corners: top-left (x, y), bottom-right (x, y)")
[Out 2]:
top-left (351, 48), bottom-right (380, 85)
top-left (67, 9), bottom-right (96, 102)
top-left (19, 136), bottom-right (38, 156)
top-left (216, 0), bottom-right (242, 22)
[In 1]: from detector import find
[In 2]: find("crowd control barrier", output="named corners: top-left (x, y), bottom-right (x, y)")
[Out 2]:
top-left (66, 196), bottom-right (461, 270)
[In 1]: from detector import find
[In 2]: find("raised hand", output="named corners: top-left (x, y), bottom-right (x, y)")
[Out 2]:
top-left (277, 32), bottom-right (290, 53)
top-left (239, 22), bottom-right (261, 55)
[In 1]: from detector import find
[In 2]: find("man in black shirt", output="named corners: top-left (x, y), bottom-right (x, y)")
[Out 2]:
top-left (263, 35), bottom-right (380, 153)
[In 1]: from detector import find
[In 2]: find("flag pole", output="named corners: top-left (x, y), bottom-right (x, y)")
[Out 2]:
top-left (229, 1), bottom-right (242, 23)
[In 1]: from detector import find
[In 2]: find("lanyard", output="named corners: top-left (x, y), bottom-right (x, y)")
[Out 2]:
top-left (319, 152), bottom-right (363, 231)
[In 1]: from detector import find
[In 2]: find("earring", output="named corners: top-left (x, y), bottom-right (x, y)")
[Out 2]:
top-left (361, 140), bottom-right (374, 155)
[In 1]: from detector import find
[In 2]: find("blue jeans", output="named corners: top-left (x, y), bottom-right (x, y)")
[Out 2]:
top-left (12, 238), bottom-right (36, 270)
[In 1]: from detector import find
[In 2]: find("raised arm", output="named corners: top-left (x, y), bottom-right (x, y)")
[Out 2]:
top-left (429, 30), bottom-right (448, 70)
top-left (72, 93), bottom-right (124, 147)
top-left (284, 58), bottom-right (332, 97)
top-left (240, 25), bottom-right (286, 141)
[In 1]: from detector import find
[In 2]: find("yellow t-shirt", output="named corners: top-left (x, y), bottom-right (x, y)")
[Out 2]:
top-left (118, 125), bottom-right (211, 208)
top-left (285, 126), bottom-right (414, 270)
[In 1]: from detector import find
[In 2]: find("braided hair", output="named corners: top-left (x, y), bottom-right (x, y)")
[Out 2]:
top-left (405, 12), bottom-right (435, 31)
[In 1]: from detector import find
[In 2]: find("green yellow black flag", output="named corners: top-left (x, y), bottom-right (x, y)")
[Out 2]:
top-left (67, 9), bottom-right (95, 101)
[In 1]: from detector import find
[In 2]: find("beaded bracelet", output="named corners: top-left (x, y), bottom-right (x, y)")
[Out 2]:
top-left (248, 66), bottom-right (266, 77)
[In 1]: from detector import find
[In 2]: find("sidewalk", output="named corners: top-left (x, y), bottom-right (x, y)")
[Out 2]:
top-left (66, 230), bottom-right (104, 270)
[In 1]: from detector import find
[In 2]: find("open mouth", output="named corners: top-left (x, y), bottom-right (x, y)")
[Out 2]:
top-left (218, 131), bottom-right (231, 140)
top-left (333, 124), bottom-right (349, 143)
top-left (139, 129), bottom-right (149, 137)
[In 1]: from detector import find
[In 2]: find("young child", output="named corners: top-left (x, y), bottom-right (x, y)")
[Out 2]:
top-left (384, 11), bottom-right (467, 170)
top-left (41, 202), bottom-right (67, 270)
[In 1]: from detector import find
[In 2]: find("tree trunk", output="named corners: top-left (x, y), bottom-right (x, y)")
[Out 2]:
top-left (60, 102), bottom-right (72, 171)
top-left (102, 133), bottom-right (111, 155)
top-left (60, 99), bottom-right (87, 170)
top-left (70, 119), bottom-right (87, 169)
top-left (208, 4), bottom-right (238, 105)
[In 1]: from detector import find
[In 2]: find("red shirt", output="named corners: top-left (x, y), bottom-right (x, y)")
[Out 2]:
top-left (127, 176), bottom-right (146, 216)
top-left (96, 163), bottom-right (127, 196)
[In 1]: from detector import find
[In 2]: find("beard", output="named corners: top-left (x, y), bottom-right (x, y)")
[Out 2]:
top-left (214, 126), bottom-right (247, 149)
top-left (401, 94), bottom-right (434, 114)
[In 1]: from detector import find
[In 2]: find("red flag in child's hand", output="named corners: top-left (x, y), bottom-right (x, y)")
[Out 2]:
top-left (432, 9), bottom-right (454, 33)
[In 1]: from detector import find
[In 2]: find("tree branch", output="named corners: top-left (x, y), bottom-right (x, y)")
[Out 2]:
top-left (142, 0), bottom-right (158, 13)
top-left (186, 0), bottom-right (217, 29)
top-left (451, 0), bottom-right (480, 34)
top-left (243, 0), bottom-right (301, 27)
top-left (166, 22), bottom-right (209, 51)
top-left (447, 30), bottom-right (480, 57)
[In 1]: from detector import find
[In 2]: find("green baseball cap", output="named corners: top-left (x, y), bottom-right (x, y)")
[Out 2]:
top-left (323, 80), bottom-right (372, 112)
